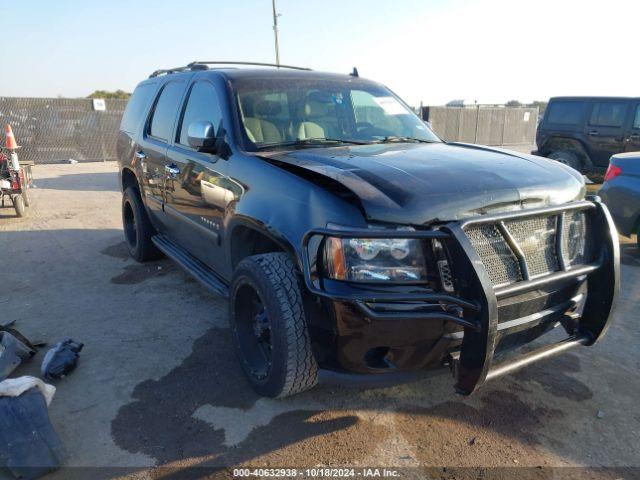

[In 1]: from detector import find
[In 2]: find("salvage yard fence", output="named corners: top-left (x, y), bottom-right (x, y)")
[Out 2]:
top-left (1, 97), bottom-right (538, 164)
top-left (422, 106), bottom-right (539, 146)
top-left (0, 97), bottom-right (127, 164)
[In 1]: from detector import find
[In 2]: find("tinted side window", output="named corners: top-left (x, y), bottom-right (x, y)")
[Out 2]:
top-left (177, 81), bottom-right (223, 146)
top-left (546, 101), bottom-right (585, 125)
top-left (120, 84), bottom-right (155, 134)
top-left (634, 105), bottom-right (640, 129)
top-left (589, 101), bottom-right (628, 128)
top-left (149, 82), bottom-right (185, 141)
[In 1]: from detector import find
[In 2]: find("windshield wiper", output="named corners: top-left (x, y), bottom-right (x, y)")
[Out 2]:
top-left (256, 138), bottom-right (371, 150)
top-left (375, 136), bottom-right (437, 144)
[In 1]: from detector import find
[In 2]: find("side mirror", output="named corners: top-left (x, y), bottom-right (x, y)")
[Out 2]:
top-left (187, 121), bottom-right (216, 151)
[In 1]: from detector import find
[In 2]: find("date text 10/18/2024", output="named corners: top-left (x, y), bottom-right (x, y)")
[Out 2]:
top-left (233, 468), bottom-right (401, 477)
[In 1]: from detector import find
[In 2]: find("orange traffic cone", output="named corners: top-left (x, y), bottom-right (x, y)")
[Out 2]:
top-left (4, 124), bottom-right (19, 150)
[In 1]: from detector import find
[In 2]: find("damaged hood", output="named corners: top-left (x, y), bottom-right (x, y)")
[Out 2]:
top-left (259, 142), bottom-right (585, 225)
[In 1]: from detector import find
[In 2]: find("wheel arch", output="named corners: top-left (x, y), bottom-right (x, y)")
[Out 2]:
top-left (543, 136), bottom-right (593, 167)
top-left (120, 166), bottom-right (139, 192)
top-left (227, 218), bottom-right (300, 272)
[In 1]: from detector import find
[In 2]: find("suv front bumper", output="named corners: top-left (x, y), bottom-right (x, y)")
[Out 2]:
top-left (301, 198), bottom-right (619, 394)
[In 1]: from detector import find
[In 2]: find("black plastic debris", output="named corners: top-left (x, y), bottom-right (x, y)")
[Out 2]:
top-left (1, 321), bottom-right (39, 349)
top-left (41, 339), bottom-right (83, 380)
top-left (0, 387), bottom-right (66, 478)
top-left (0, 331), bottom-right (36, 381)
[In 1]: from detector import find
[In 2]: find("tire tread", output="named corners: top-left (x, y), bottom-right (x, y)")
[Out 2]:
top-left (238, 252), bottom-right (318, 397)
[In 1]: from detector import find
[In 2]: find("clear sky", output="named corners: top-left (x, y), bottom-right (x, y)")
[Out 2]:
top-left (2, 0), bottom-right (637, 106)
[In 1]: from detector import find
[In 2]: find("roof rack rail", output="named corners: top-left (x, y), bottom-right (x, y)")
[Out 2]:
top-left (188, 61), bottom-right (311, 71)
top-left (148, 66), bottom-right (190, 78)
top-left (149, 61), bottom-right (311, 78)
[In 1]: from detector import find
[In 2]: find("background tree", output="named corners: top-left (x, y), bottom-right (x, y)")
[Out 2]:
top-left (529, 100), bottom-right (548, 114)
top-left (505, 100), bottom-right (522, 107)
top-left (87, 89), bottom-right (131, 99)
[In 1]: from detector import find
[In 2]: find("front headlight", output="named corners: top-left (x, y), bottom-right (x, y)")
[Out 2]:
top-left (323, 236), bottom-right (427, 283)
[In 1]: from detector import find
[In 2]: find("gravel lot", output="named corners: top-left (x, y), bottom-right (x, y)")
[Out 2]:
top-left (1, 161), bottom-right (639, 479)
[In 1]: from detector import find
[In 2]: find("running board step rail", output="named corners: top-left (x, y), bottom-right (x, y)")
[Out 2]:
top-left (152, 234), bottom-right (229, 298)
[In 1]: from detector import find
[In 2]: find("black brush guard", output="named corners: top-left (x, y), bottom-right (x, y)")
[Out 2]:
top-left (301, 197), bottom-right (620, 394)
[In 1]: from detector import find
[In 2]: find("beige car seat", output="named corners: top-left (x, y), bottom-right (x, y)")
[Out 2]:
top-left (244, 117), bottom-right (282, 144)
top-left (244, 100), bottom-right (284, 144)
top-left (296, 99), bottom-right (327, 139)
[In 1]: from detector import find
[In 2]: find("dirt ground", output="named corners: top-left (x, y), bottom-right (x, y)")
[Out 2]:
top-left (1, 161), bottom-right (639, 479)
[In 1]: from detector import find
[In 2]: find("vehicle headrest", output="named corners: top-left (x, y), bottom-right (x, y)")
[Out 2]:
top-left (303, 91), bottom-right (334, 117)
top-left (255, 100), bottom-right (282, 117)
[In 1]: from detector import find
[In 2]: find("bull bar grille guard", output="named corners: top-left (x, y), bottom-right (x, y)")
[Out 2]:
top-left (301, 197), bottom-right (620, 394)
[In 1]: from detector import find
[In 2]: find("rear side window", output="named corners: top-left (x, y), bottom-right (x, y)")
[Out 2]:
top-left (633, 105), bottom-right (640, 129)
top-left (149, 81), bottom-right (185, 141)
top-left (589, 101), bottom-right (628, 128)
top-left (120, 84), bottom-right (155, 134)
top-left (177, 81), bottom-right (223, 146)
top-left (546, 101), bottom-right (585, 125)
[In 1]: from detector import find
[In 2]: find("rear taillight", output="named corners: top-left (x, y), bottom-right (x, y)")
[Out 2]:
top-left (604, 164), bottom-right (622, 182)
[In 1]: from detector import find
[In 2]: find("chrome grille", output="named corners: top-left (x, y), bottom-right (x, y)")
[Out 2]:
top-left (464, 210), bottom-right (593, 287)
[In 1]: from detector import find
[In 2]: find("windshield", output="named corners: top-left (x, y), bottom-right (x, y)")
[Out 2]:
top-left (232, 77), bottom-right (441, 150)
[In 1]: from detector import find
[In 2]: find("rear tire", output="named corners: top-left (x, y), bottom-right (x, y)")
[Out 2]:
top-left (122, 187), bottom-right (161, 262)
top-left (549, 150), bottom-right (582, 172)
top-left (229, 252), bottom-right (318, 398)
top-left (12, 194), bottom-right (25, 217)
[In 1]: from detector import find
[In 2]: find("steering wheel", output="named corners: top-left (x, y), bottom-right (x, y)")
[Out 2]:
top-left (356, 122), bottom-right (374, 131)
top-left (356, 126), bottom-right (394, 139)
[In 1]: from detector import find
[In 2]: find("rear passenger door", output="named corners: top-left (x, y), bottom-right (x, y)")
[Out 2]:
top-left (624, 102), bottom-right (640, 153)
top-left (585, 100), bottom-right (628, 166)
top-left (164, 80), bottom-right (231, 273)
top-left (138, 80), bottom-right (187, 224)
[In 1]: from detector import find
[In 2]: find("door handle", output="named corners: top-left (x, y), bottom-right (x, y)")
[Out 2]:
top-left (164, 164), bottom-right (180, 177)
top-left (135, 151), bottom-right (146, 160)
top-left (588, 131), bottom-right (599, 136)
top-left (630, 133), bottom-right (640, 139)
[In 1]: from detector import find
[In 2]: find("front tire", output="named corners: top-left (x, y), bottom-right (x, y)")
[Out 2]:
top-left (229, 253), bottom-right (318, 398)
top-left (122, 187), bottom-right (161, 262)
top-left (549, 150), bottom-right (582, 172)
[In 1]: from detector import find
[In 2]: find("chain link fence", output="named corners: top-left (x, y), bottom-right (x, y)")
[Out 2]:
top-left (422, 106), bottom-right (539, 146)
top-left (0, 97), bottom-right (127, 164)
top-left (1, 98), bottom-right (538, 163)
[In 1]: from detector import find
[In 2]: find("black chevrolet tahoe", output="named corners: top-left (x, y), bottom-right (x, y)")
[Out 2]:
top-left (117, 62), bottom-right (619, 398)
top-left (535, 96), bottom-right (640, 174)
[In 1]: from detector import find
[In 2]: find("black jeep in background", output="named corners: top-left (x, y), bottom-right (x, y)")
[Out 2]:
top-left (117, 62), bottom-right (619, 398)
top-left (535, 96), bottom-right (640, 174)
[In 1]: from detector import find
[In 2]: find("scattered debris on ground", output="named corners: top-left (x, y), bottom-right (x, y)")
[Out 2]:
top-left (0, 321), bottom-right (83, 477)
top-left (41, 339), bottom-right (83, 380)
top-left (0, 321), bottom-right (38, 381)
top-left (0, 378), bottom-right (65, 478)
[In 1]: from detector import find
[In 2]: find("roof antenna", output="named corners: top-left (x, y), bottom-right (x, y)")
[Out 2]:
top-left (350, 67), bottom-right (359, 77)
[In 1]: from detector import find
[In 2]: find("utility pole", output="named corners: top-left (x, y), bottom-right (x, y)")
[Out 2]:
top-left (272, 0), bottom-right (281, 66)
